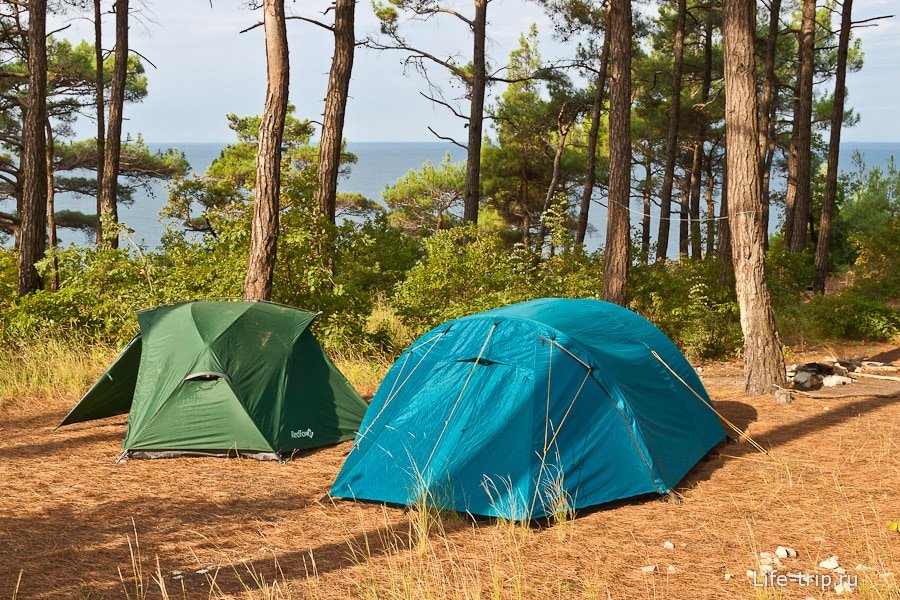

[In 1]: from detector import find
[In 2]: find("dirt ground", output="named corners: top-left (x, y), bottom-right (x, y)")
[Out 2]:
top-left (1, 342), bottom-right (899, 599)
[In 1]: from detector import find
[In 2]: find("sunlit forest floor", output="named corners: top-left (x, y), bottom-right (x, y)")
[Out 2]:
top-left (1, 342), bottom-right (899, 599)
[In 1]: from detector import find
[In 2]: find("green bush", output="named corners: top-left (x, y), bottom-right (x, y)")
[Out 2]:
top-left (802, 290), bottom-right (900, 341)
top-left (391, 224), bottom-right (604, 334)
top-left (629, 259), bottom-right (742, 359)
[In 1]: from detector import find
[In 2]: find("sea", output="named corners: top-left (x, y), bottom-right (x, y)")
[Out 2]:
top-left (1, 140), bottom-right (897, 251)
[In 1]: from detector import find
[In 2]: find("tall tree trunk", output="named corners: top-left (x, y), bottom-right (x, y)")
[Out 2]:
top-left (94, 0), bottom-right (106, 244)
top-left (244, 0), bottom-right (289, 301)
top-left (784, 0), bottom-right (816, 252)
top-left (18, 0), bottom-right (48, 297)
top-left (601, 0), bottom-right (631, 306)
top-left (538, 107), bottom-right (573, 243)
top-left (723, 0), bottom-right (786, 395)
top-left (640, 154), bottom-right (652, 265)
top-left (97, 0), bottom-right (128, 249)
top-left (314, 0), bottom-right (355, 225)
top-left (691, 16), bottom-right (714, 260)
top-left (704, 155), bottom-right (717, 257)
top-left (813, 0), bottom-right (852, 294)
top-left (462, 0), bottom-right (487, 224)
top-left (716, 156), bottom-right (732, 285)
top-left (758, 0), bottom-right (781, 248)
top-left (689, 140), bottom-right (703, 258)
top-left (654, 0), bottom-right (686, 263)
top-left (678, 175), bottom-right (689, 256)
top-left (575, 31), bottom-right (609, 248)
top-left (45, 119), bottom-right (58, 291)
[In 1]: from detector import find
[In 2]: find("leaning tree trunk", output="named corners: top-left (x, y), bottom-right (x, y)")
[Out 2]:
top-left (784, 0), bottom-right (816, 252)
top-left (18, 0), bottom-right (48, 297)
top-left (654, 0), bottom-right (686, 264)
top-left (244, 0), bottom-right (289, 301)
top-left (462, 0), bottom-right (487, 225)
top-left (94, 0), bottom-right (106, 244)
top-left (313, 0), bottom-right (355, 225)
top-left (575, 31), bottom-right (609, 248)
top-left (601, 0), bottom-right (632, 306)
top-left (97, 0), bottom-right (128, 249)
top-left (723, 0), bottom-right (787, 395)
top-left (813, 0), bottom-right (852, 294)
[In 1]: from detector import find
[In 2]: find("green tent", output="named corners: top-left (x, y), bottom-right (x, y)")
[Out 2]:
top-left (59, 301), bottom-right (369, 461)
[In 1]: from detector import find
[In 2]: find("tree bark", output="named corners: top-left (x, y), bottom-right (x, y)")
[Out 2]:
top-left (244, 0), bottom-right (289, 302)
top-left (575, 31), bottom-right (609, 248)
top-left (313, 0), bottom-right (355, 225)
top-left (640, 154), bottom-right (652, 265)
top-left (45, 119), bottom-right (58, 291)
top-left (654, 0), bottom-right (686, 264)
top-left (94, 0), bottom-right (106, 244)
top-left (813, 0), bottom-right (852, 294)
top-left (688, 140), bottom-right (703, 258)
top-left (97, 0), bottom-right (128, 249)
top-left (784, 0), bottom-right (816, 252)
top-left (462, 0), bottom-right (487, 225)
top-left (758, 0), bottom-right (781, 247)
top-left (723, 0), bottom-right (786, 395)
top-left (18, 0), bottom-right (48, 297)
top-left (601, 0), bottom-right (631, 306)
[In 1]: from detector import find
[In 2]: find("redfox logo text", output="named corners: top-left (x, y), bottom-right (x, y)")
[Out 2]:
top-left (750, 570), bottom-right (857, 590)
top-left (291, 429), bottom-right (314, 439)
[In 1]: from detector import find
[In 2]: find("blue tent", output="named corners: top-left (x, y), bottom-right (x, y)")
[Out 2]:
top-left (330, 298), bottom-right (725, 519)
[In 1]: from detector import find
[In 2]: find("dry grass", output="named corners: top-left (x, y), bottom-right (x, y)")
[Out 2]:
top-left (1, 343), bottom-right (899, 599)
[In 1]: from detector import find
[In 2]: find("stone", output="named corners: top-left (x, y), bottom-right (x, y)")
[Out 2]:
top-left (663, 541), bottom-right (675, 549)
top-left (822, 374), bottom-right (853, 387)
top-left (832, 363), bottom-right (849, 377)
top-left (667, 565), bottom-right (677, 573)
top-left (775, 390), bottom-right (793, 404)
top-left (819, 556), bottom-right (840, 570)
top-left (775, 546), bottom-right (797, 559)
top-left (640, 565), bottom-right (658, 573)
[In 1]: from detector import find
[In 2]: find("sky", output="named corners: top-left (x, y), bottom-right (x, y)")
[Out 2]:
top-left (48, 0), bottom-right (900, 145)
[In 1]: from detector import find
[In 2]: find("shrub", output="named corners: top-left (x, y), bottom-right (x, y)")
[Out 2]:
top-left (629, 259), bottom-right (742, 359)
top-left (802, 290), bottom-right (900, 341)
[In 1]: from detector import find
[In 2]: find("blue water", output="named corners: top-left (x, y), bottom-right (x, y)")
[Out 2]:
top-left (1, 140), bottom-right (897, 251)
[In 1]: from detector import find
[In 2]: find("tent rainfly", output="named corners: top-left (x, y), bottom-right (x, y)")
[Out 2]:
top-left (59, 301), bottom-right (368, 461)
top-left (330, 297), bottom-right (726, 519)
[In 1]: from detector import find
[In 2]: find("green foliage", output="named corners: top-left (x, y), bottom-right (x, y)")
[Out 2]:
top-left (0, 244), bottom-right (154, 344)
top-left (850, 215), bottom-right (900, 300)
top-left (392, 224), bottom-right (602, 334)
top-left (829, 153), bottom-right (900, 269)
top-left (382, 153), bottom-right (465, 236)
top-left (629, 259), bottom-right (743, 359)
top-left (801, 290), bottom-right (900, 341)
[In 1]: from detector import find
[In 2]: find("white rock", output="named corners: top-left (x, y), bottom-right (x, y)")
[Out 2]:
top-left (663, 541), bottom-right (675, 549)
top-left (834, 582), bottom-right (855, 595)
top-left (667, 565), bottom-right (677, 573)
top-left (835, 567), bottom-right (847, 575)
top-left (724, 573), bottom-right (734, 580)
top-left (776, 545), bottom-right (798, 558)
top-left (759, 551), bottom-right (776, 559)
top-left (823, 374), bottom-right (853, 387)
top-left (640, 565), bottom-right (658, 573)
top-left (819, 556), bottom-right (840, 570)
